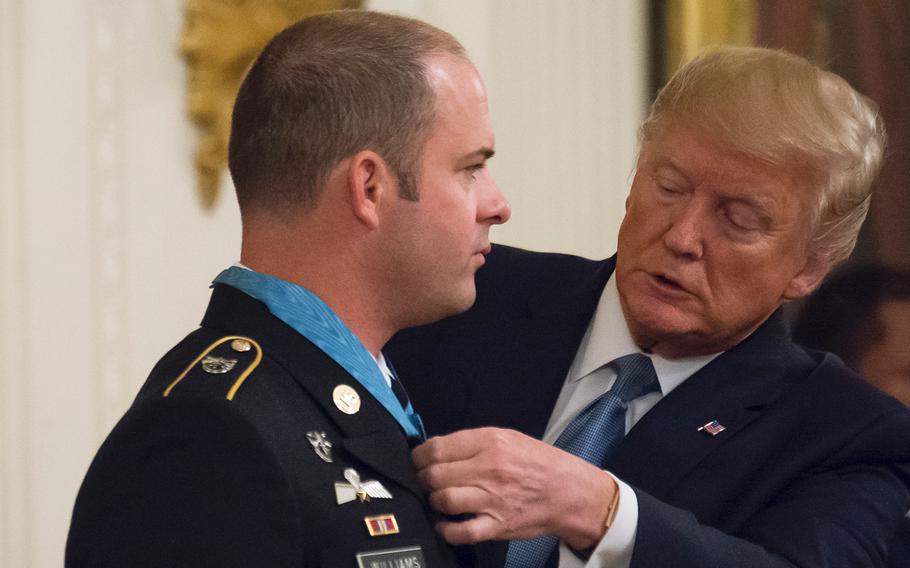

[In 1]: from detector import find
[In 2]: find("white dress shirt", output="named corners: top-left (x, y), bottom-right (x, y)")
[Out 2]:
top-left (374, 351), bottom-right (394, 388)
top-left (545, 275), bottom-right (719, 568)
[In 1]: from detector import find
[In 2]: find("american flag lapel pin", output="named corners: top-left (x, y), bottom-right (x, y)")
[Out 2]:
top-left (698, 420), bottom-right (726, 436)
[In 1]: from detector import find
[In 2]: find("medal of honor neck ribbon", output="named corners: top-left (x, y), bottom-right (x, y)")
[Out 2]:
top-left (212, 267), bottom-right (425, 440)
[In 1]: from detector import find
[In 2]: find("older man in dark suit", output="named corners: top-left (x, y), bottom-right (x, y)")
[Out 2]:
top-left (390, 47), bottom-right (910, 567)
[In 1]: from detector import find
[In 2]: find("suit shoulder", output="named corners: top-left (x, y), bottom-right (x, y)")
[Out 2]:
top-left (794, 345), bottom-right (910, 430)
top-left (139, 331), bottom-right (266, 403)
top-left (476, 244), bottom-right (610, 306)
top-left (803, 347), bottom-right (899, 403)
top-left (483, 244), bottom-right (604, 281)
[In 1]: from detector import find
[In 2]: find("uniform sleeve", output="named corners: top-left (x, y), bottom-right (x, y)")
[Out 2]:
top-left (66, 398), bottom-right (303, 568)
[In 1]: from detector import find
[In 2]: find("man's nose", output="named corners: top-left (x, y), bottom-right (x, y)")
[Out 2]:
top-left (479, 180), bottom-right (511, 225)
top-left (662, 200), bottom-right (705, 260)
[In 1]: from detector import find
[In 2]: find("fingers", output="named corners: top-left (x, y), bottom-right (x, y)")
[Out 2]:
top-left (412, 428), bottom-right (493, 469)
top-left (434, 509), bottom-right (547, 544)
top-left (417, 452), bottom-right (493, 492)
top-left (436, 514), bottom-right (504, 545)
top-left (413, 427), bottom-right (623, 547)
top-left (428, 485), bottom-right (498, 516)
top-left (413, 427), bottom-right (540, 470)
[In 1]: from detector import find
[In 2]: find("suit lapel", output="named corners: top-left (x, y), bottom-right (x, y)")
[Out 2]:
top-left (201, 285), bottom-right (424, 499)
top-left (465, 256), bottom-right (616, 439)
top-left (608, 312), bottom-right (794, 498)
top-left (454, 256), bottom-right (616, 568)
top-left (469, 311), bottom-right (592, 438)
top-left (476, 312), bottom-right (794, 566)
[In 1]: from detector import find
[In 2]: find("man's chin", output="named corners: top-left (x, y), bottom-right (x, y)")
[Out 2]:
top-left (626, 306), bottom-right (702, 348)
top-left (442, 289), bottom-right (477, 319)
top-left (406, 289), bottom-right (476, 329)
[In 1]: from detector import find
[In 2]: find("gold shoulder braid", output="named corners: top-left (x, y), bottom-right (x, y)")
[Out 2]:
top-left (163, 335), bottom-right (263, 400)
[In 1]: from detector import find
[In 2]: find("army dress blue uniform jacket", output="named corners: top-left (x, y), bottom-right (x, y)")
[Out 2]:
top-left (387, 244), bottom-right (910, 568)
top-left (67, 284), bottom-right (457, 567)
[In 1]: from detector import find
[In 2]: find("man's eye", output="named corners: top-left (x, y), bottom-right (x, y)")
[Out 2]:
top-left (650, 170), bottom-right (688, 197)
top-left (466, 164), bottom-right (484, 179)
top-left (654, 180), bottom-right (686, 198)
top-left (721, 205), bottom-right (763, 232)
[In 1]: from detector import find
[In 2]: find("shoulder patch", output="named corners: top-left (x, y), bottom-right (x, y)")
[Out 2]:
top-left (163, 335), bottom-right (263, 400)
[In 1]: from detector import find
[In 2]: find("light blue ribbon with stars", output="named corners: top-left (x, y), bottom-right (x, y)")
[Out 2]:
top-left (213, 266), bottom-right (425, 440)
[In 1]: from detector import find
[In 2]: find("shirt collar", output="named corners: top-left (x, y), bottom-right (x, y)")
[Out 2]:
top-left (374, 350), bottom-right (393, 388)
top-left (566, 274), bottom-right (720, 397)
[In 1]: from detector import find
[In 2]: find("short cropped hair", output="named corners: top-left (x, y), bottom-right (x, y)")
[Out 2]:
top-left (641, 46), bottom-right (886, 266)
top-left (228, 10), bottom-right (465, 215)
top-left (793, 264), bottom-right (910, 369)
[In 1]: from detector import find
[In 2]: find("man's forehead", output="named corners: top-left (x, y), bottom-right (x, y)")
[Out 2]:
top-left (424, 54), bottom-right (486, 102)
top-left (645, 125), bottom-right (802, 184)
top-left (422, 54), bottom-right (494, 154)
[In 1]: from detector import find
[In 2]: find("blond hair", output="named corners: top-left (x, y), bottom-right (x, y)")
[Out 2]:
top-left (641, 46), bottom-right (886, 266)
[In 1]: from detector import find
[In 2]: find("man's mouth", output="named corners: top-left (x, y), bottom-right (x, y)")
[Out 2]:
top-left (657, 274), bottom-right (681, 287)
top-left (652, 273), bottom-right (691, 295)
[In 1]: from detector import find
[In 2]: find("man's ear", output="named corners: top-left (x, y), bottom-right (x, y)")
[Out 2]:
top-left (347, 150), bottom-right (394, 229)
top-left (783, 253), bottom-right (831, 300)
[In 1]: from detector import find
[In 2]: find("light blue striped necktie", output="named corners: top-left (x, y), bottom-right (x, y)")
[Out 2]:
top-left (504, 353), bottom-right (660, 568)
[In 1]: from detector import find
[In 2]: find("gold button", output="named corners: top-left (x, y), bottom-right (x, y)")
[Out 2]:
top-left (231, 338), bottom-right (252, 352)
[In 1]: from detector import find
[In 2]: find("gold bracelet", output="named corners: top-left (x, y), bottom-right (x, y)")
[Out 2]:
top-left (603, 485), bottom-right (621, 533)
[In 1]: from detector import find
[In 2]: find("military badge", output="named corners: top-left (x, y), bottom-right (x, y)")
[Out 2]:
top-left (335, 468), bottom-right (392, 504)
top-left (201, 356), bottom-right (237, 374)
top-left (306, 431), bottom-right (333, 463)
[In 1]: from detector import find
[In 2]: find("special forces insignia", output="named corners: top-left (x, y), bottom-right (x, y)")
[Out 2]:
top-left (306, 431), bottom-right (333, 463)
top-left (201, 356), bottom-right (237, 374)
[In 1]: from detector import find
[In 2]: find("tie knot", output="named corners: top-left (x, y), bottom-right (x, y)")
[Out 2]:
top-left (609, 353), bottom-right (659, 403)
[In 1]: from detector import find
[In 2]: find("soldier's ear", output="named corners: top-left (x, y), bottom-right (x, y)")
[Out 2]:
top-left (347, 150), bottom-right (393, 229)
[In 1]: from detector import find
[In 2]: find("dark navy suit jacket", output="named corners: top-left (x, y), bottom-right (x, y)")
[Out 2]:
top-left (388, 245), bottom-right (910, 567)
top-left (67, 284), bottom-right (457, 567)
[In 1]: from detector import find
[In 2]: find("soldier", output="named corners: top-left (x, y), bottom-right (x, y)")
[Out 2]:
top-left (67, 10), bottom-right (509, 567)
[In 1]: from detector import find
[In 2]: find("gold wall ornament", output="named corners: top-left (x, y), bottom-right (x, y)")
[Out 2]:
top-left (662, 0), bottom-right (757, 83)
top-left (181, 0), bottom-right (362, 210)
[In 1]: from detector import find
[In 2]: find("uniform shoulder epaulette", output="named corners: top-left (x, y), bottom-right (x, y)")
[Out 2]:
top-left (163, 335), bottom-right (263, 400)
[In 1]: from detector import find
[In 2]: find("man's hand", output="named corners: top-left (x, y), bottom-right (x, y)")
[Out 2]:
top-left (412, 427), bottom-right (618, 549)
